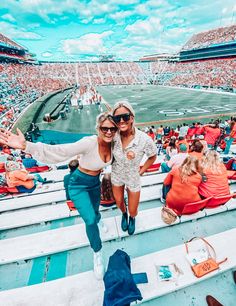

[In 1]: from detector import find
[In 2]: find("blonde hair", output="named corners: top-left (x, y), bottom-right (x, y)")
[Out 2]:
top-left (179, 156), bottom-right (199, 183)
top-left (201, 150), bottom-right (223, 174)
top-left (95, 112), bottom-right (116, 130)
top-left (112, 100), bottom-right (135, 117)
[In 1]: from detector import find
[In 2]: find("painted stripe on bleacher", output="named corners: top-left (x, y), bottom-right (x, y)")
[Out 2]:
top-left (0, 217), bottom-right (118, 265)
top-left (28, 257), bottom-right (47, 286)
top-left (0, 229), bottom-right (235, 306)
top-left (46, 252), bottom-right (67, 282)
top-left (1, 199), bottom-right (236, 265)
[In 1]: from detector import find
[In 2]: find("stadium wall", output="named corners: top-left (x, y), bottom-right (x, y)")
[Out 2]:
top-left (179, 42), bottom-right (236, 61)
top-left (12, 89), bottom-right (70, 134)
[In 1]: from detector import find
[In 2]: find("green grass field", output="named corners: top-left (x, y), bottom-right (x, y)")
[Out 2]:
top-left (97, 85), bottom-right (236, 126)
top-left (17, 85), bottom-right (236, 135)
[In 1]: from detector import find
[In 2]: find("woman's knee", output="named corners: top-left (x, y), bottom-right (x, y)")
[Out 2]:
top-left (84, 215), bottom-right (97, 226)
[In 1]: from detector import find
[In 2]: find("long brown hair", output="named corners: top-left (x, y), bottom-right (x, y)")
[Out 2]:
top-left (179, 156), bottom-right (199, 182)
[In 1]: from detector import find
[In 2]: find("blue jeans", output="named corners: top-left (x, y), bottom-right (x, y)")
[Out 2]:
top-left (16, 185), bottom-right (36, 193)
top-left (224, 137), bottom-right (234, 154)
top-left (68, 169), bottom-right (102, 252)
top-left (161, 162), bottom-right (171, 173)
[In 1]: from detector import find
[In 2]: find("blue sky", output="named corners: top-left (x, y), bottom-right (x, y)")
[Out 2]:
top-left (0, 0), bottom-right (236, 61)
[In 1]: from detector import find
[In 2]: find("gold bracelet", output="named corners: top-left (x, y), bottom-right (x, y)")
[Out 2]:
top-left (22, 141), bottom-right (27, 151)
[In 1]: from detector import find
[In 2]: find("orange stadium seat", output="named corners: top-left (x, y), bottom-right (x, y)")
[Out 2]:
top-left (66, 200), bottom-right (77, 211)
top-left (181, 197), bottom-right (211, 215)
top-left (144, 163), bottom-right (161, 173)
top-left (206, 194), bottom-right (233, 208)
top-left (227, 170), bottom-right (236, 180)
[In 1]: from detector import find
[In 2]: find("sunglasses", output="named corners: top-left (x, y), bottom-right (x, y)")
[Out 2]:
top-left (112, 113), bottom-right (131, 124)
top-left (100, 126), bottom-right (118, 133)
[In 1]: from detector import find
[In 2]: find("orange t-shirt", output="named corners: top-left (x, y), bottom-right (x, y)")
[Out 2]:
top-left (230, 123), bottom-right (236, 138)
top-left (198, 165), bottom-right (230, 198)
top-left (189, 151), bottom-right (203, 160)
top-left (6, 170), bottom-right (34, 189)
top-left (164, 167), bottom-right (202, 215)
top-left (204, 127), bottom-right (221, 145)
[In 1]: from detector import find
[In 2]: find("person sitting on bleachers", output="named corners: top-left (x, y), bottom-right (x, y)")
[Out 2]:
top-left (198, 150), bottom-right (230, 199)
top-left (197, 135), bottom-right (208, 153)
top-left (165, 138), bottom-right (178, 160)
top-left (64, 159), bottom-right (79, 200)
top-left (189, 140), bottom-right (204, 160)
top-left (176, 136), bottom-right (189, 152)
top-left (163, 156), bottom-right (202, 215)
top-left (21, 153), bottom-right (38, 169)
top-left (5, 160), bottom-right (45, 193)
top-left (161, 143), bottom-right (188, 173)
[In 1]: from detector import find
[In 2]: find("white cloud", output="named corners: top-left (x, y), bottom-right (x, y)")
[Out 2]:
top-left (93, 18), bottom-right (106, 24)
top-left (1, 14), bottom-right (16, 22)
top-left (0, 21), bottom-right (42, 40)
top-left (110, 10), bottom-right (133, 21)
top-left (62, 31), bottom-right (114, 55)
top-left (41, 51), bottom-right (53, 57)
top-left (126, 17), bottom-right (162, 36)
top-left (28, 23), bottom-right (41, 29)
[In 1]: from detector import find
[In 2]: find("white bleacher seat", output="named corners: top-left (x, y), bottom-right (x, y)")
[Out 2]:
top-left (40, 169), bottom-right (69, 182)
top-left (0, 229), bottom-right (235, 306)
top-left (0, 204), bottom-right (71, 230)
top-left (1, 199), bottom-right (236, 264)
top-left (0, 217), bottom-right (118, 265)
top-left (0, 190), bottom-right (66, 213)
top-left (0, 172), bottom-right (165, 213)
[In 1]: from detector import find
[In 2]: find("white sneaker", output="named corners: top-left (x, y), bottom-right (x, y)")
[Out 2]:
top-left (98, 219), bottom-right (108, 233)
top-left (93, 251), bottom-right (104, 280)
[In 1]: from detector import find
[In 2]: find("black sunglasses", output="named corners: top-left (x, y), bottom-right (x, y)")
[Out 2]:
top-left (112, 113), bottom-right (131, 124)
top-left (100, 126), bottom-right (118, 133)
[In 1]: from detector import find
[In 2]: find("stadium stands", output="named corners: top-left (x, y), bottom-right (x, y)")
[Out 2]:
top-left (151, 57), bottom-right (236, 91)
top-left (182, 25), bottom-right (236, 51)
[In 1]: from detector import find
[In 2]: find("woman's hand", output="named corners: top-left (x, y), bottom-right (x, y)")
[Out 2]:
top-left (0, 128), bottom-right (26, 150)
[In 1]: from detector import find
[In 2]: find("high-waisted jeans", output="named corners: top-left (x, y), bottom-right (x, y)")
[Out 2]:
top-left (68, 169), bottom-right (102, 252)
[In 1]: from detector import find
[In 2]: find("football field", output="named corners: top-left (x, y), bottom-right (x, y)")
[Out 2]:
top-left (29, 85), bottom-right (236, 135)
top-left (97, 85), bottom-right (236, 126)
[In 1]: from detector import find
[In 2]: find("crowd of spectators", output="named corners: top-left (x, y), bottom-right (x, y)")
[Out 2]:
top-left (142, 117), bottom-right (236, 158)
top-left (0, 61), bottom-right (144, 129)
top-left (182, 25), bottom-right (236, 51)
top-left (140, 118), bottom-right (236, 218)
top-left (151, 58), bottom-right (236, 90)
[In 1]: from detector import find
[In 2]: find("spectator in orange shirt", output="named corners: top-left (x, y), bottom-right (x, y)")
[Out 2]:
top-left (156, 125), bottom-right (164, 140)
top-left (5, 160), bottom-right (44, 193)
top-left (189, 140), bottom-right (204, 160)
top-left (163, 156), bottom-right (202, 215)
top-left (147, 128), bottom-right (155, 141)
top-left (194, 122), bottom-right (203, 137)
top-left (186, 123), bottom-right (196, 140)
top-left (203, 122), bottom-right (221, 149)
top-left (176, 136), bottom-right (189, 152)
top-left (198, 150), bottom-right (230, 198)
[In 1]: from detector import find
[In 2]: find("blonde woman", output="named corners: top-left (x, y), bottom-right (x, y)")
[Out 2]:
top-left (163, 156), bottom-right (202, 215)
top-left (0, 112), bottom-right (117, 280)
top-left (111, 101), bottom-right (156, 235)
top-left (199, 150), bottom-right (230, 198)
